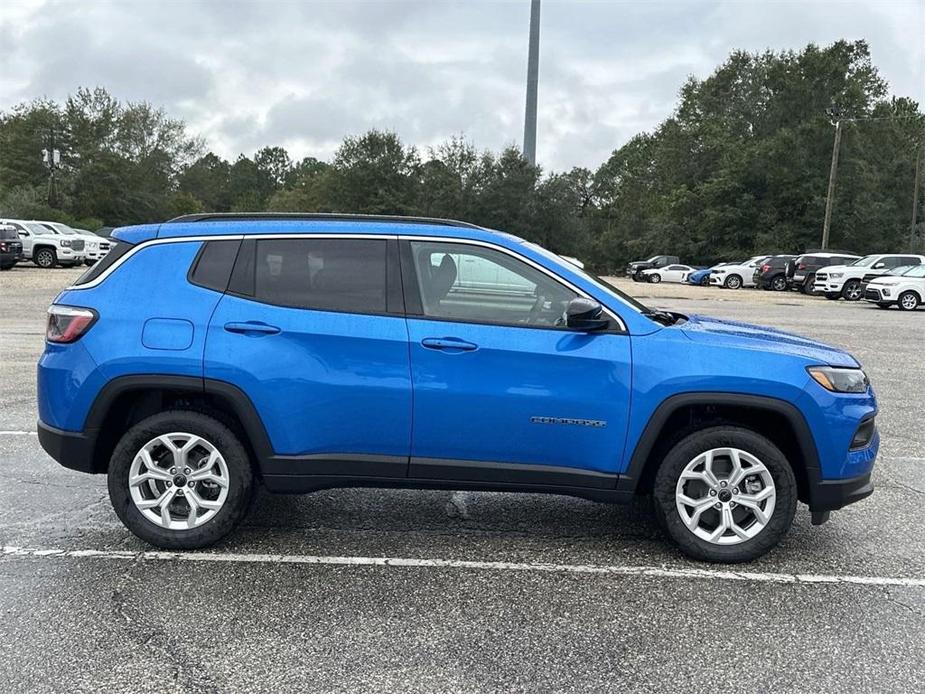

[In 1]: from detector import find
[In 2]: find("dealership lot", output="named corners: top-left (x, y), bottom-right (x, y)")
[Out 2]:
top-left (1, 265), bottom-right (923, 692)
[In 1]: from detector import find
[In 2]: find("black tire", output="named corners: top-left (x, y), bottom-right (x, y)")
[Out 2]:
top-left (84, 259), bottom-right (95, 266)
top-left (824, 293), bottom-right (840, 300)
top-left (34, 247), bottom-right (57, 268)
top-left (898, 291), bottom-right (920, 312)
top-left (107, 411), bottom-right (255, 549)
top-left (724, 274), bottom-right (742, 290)
top-left (652, 426), bottom-right (797, 563)
top-left (648, 273), bottom-right (661, 283)
top-left (876, 302), bottom-right (891, 309)
top-left (801, 277), bottom-right (815, 295)
top-left (633, 270), bottom-right (645, 282)
top-left (0, 263), bottom-right (12, 271)
top-left (770, 275), bottom-right (787, 292)
top-left (841, 279), bottom-right (862, 302)
top-left (699, 275), bottom-right (710, 287)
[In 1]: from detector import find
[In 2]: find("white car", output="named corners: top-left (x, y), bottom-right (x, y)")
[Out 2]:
top-left (814, 253), bottom-right (925, 301)
top-left (0, 218), bottom-right (87, 268)
top-left (864, 264), bottom-right (925, 311)
top-left (640, 264), bottom-right (697, 283)
top-left (36, 221), bottom-right (113, 265)
top-left (709, 256), bottom-right (769, 289)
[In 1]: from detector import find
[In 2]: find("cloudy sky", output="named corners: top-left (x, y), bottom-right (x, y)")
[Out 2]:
top-left (1, 0), bottom-right (922, 171)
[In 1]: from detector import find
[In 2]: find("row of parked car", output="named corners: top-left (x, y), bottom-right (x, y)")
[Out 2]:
top-left (0, 218), bottom-right (113, 270)
top-left (625, 252), bottom-right (925, 311)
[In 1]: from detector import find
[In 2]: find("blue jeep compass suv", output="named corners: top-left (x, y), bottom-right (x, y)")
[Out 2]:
top-left (37, 213), bottom-right (879, 562)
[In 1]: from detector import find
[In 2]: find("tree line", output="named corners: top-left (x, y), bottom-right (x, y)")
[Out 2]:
top-left (1, 40), bottom-right (922, 271)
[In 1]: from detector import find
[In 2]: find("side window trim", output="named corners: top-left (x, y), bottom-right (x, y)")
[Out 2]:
top-left (397, 237), bottom-right (626, 333)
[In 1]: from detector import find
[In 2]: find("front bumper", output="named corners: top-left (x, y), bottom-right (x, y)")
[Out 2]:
top-left (37, 420), bottom-right (98, 474)
top-left (807, 471), bottom-right (874, 512)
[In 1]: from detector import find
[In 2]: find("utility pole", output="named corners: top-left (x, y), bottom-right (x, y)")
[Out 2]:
top-left (911, 142), bottom-right (923, 251)
top-left (522, 0), bottom-right (541, 165)
top-left (42, 129), bottom-right (61, 208)
top-left (821, 118), bottom-right (843, 250)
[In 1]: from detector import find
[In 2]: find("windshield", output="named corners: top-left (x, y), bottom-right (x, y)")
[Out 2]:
top-left (525, 241), bottom-right (649, 313)
top-left (45, 222), bottom-right (78, 235)
top-left (25, 222), bottom-right (51, 235)
top-left (0, 228), bottom-right (18, 240)
top-left (903, 265), bottom-right (925, 278)
top-left (850, 256), bottom-right (877, 267)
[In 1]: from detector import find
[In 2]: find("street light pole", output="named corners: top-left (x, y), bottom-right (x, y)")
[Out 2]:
top-left (522, 0), bottom-right (541, 166)
top-left (911, 141), bottom-right (923, 251)
top-left (821, 118), bottom-right (843, 250)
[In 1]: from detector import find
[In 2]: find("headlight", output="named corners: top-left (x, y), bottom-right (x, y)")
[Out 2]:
top-left (829, 272), bottom-right (843, 279)
top-left (59, 239), bottom-right (71, 247)
top-left (807, 366), bottom-right (869, 393)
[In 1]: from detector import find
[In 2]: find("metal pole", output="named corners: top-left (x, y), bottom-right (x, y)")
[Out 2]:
top-left (911, 142), bottom-right (923, 251)
top-left (523, 0), bottom-right (541, 165)
top-left (821, 119), bottom-right (842, 250)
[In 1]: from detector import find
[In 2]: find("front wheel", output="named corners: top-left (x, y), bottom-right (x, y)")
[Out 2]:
top-left (842, 280), bottom-right (862, 301)
top-left (898, 291), bottom-right (920, 311)
top-left (107, 411), bottom-right (255, 549)
top-left (724, 274), bottom-right (742, 290)
top-left (34, 248), bottom-right (57, 268)
top-left (648, 273), bottom-right (661, 283)
top-left (652, 426), bottom-right (797, 563)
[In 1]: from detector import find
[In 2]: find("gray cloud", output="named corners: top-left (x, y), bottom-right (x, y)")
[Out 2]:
top-left (0, 0), bottom-right (921, 171)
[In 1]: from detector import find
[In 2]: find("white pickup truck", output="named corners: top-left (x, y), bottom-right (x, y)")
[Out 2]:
top-left (813, 253), bottom-right (925, 301)
top-left (0, 218), bottom-right (87, 268)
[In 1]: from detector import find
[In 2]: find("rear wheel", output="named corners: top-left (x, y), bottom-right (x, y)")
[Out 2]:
top-left (824, 293), bottom-right (840, 300)
top-left (34, 248), bottom-right (57, 268)
top-left (724, 274), bottom-right (742, 290)
top-left (699, 275), bottom-right (710, 287)
top-left (653, 426), bottom-right (797, 563)
top-left (107, 411), bottom-right (255, 549)
top-left (898, 291), bottom-right (920, 311)
top-left (876, 302), bottom-right (891, 309)
top-left (801, 277), bottom-right (815, 295)
top-left (770, 276), bottom-right (787, 292)
top-left (842, 280), bottom-right (862, 301)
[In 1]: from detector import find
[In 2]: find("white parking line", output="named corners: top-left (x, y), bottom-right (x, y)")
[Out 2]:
top-left (2, 545), bottom-right (923, 588)
top-left (0, 431), bottom-right (36, 436)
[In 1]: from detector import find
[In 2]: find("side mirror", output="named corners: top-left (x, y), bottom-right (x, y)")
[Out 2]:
top-left (873, 263), bottom-right (885, 269)
top-left (565, 297), bottom-right (609, 331)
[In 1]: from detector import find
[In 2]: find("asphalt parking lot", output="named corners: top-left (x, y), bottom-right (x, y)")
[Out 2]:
top-left (1, 264), bottom-right (923, 693)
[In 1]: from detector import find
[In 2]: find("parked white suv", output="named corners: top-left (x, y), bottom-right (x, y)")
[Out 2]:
top-left (814, 254), bottom-right (925, 301)
top-left (0, 218), bottom-right (87, 268)
top-left (709, 256), bottom-right (769, 289)
top-left (864, 264), bottom-right (925, 311)
top-left (36, 221), bottom-right (112, 265)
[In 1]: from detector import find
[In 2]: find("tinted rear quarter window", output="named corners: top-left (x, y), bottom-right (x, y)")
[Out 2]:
top-left (252, 238), bottom-right (388, 314)
top-left (189, 240), bottom-right (241, 292)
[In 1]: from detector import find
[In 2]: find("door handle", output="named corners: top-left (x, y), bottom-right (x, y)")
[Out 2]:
top-left (224, 321), bottom-right (281, 336)
top-left (421, 337), bottom-right (478, 352)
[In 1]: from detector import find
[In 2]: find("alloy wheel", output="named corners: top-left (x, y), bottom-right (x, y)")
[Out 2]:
top-left (675, 447), bottom-right (776, 545)
top-left (844, 281), bottom-right (862, 301)
top-left (36, 250), bottom-right (55, 268)
top-left (128, 433), bottom-right (230, 530)
top-left (771, 276), bottom-right (787, 291)
top-left (899, 292), bottom-right (919, 311)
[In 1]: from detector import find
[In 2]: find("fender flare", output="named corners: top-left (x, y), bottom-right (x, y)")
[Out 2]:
top-left (616, 392), bottom-right (821, 494)
top-left (84, 375), bottom-right (274, 469)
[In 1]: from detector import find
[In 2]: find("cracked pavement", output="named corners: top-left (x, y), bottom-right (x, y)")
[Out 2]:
top-left (0, 266), bottom-right (923, 693)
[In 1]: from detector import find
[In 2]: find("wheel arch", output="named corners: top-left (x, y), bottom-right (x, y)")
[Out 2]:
top-left (84, 375), bottom-right (273, 473)
top-left (619, 393), bottom-right (819, 504)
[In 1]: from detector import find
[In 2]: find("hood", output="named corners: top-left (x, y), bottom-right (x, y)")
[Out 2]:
top-left (868, 276), bottom-right (902, 286)
top-left (680, 314), bottom-right (859, 368)
top-left (818, 264), bottom-right (849, 274)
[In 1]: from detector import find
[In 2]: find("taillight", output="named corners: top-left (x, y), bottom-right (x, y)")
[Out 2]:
top-left (760, 264), bottom-right (770, 272)
top-left (0, 242), bottom-right (7, 252)
top-left (46, 305), bottom-right (97, 343)
top-left (798, 263), bottom-right (806, 270)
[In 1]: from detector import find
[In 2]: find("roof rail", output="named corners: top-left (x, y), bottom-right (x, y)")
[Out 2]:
top-left (166, 212), bottom-right (484, 230)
